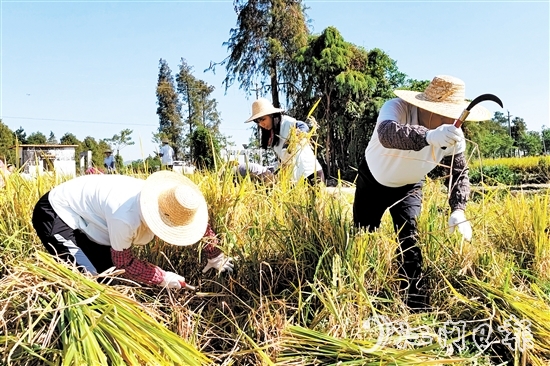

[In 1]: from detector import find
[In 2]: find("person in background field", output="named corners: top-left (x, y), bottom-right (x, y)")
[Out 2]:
top-left (240, 98), bottom-right (325, 186)
top-left (6, 164), bottom-right (15, 173)
top-left (233, 162), bottom-right (277, 186)
top-left (159, 138), bottom-right (175, 170)
top-left (353, 75), bottom-right (491, 310)
top-left (103, 150), bottom-right (116, 173)
top-left (0, 159), bottom-right (10, 188)
top-left (32, 171), bottom-right (234, 289)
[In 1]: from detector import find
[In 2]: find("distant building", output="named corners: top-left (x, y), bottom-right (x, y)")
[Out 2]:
top-left (13, 144), bottom-right (78, 178)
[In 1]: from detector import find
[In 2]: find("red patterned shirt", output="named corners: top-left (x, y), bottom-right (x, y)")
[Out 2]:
top-left (110, 223), bottom-right (222, 285)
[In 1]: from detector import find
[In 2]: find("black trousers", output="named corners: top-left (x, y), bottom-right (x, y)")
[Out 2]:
top-left (306, 169), bottom-right (326, 186)
top-left (353, 158), bottom-right (424, 303)
top-left (32, 192), bottom-right (113, 275)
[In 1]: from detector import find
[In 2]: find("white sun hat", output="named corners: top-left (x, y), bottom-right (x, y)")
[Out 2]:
top-left (393, 75), bottom-right (492, 121)
top-left (244, 98), bottom-right (284, 123)
top-left (140, 171), bottom-right (208, 246)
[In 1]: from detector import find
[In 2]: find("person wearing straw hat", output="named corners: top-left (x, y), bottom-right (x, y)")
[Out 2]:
top-left (31, 171), bottom-right (234, 289)
top-left (242, 98), bottom-right (325, 185)
top-left (159, 138), bottom-right (175, 170)
top-left (353, 75), bottom-right (491, 310)
top-left (103, 150), bottom-right (116, 174)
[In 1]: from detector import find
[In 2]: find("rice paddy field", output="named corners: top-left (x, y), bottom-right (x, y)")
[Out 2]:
top-left (1, 160), bottom-right (550, 365)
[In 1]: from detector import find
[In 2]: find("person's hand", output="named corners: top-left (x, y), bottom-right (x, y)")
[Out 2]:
top-left (448, 210), bottom-right (472, 241)
top-left (202, 253), bottom-right (235, 274)
top-left (258, 170), bottom-right (277, 185)
top-left (426, 124), bottom-right (464, 148)
top-left (306, 116), bottom-right (318, 128)
top-left (160, 271), bottom-right (186, 289)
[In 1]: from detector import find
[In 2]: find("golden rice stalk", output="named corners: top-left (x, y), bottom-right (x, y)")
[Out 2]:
top-left (0, 251), bottom-right (210, 366)
top-left (276, 325), bottom-right (468, 365)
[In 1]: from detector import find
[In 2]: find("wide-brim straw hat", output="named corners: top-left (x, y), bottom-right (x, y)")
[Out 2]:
top-left (245, 98), bottom-right (284, 123)
top-left (140, 171), bottom-right (208, 246)
top-left (161, 138), bottom-right (169, 143)
top-left (393, 75), bottom-right (492, 121)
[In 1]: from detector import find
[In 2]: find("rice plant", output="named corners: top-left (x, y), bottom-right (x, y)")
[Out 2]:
top-left (0, 163), bottom-right (549, 365)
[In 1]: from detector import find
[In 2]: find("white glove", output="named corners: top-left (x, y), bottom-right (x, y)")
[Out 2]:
top-left (160, 271), bottom-right (186, 289)
top-left (426, 124), bottom-right (464, 148)
top-left (448, 210), bottom-right (472, 241)
top-left (202, 253), bottom-right (234, 274)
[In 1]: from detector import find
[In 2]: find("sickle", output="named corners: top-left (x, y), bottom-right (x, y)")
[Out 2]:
top-left (453, 93), bottom-right (503, 128)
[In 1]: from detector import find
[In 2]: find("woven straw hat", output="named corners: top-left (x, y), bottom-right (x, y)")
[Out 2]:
top-left (393, 75), bottom-right (492, 121)
top-left (244, 98), bottom-right (284, 123)
top-left (140, 171), bottom-right (208, 246)
top-left (161, 138), bottom-right (169, 143)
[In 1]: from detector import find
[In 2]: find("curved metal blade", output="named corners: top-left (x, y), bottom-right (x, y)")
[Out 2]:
top-left (466, 93), bottom-right (503, 111)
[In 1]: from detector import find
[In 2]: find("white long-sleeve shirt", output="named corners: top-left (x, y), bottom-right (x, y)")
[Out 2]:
top-left (366, 98), bottom-right (466, 187)
top-left (48, 174), bottom-right (154, 251)
top-left (160, 144), bottom-right (174, 165)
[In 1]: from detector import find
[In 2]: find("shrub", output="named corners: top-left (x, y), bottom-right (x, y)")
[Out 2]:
top-left (469, 164), bottom-right (520, 185)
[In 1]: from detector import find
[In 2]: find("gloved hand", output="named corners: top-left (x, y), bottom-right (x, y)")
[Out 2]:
top-left (202, 253), bottom-right (235, 274)
top-left (160, 271), bottom-right (186, 289)
top-left (426, 124), bottom-right (464, 148)
top-left (448, 209), bottom-right (472, 241)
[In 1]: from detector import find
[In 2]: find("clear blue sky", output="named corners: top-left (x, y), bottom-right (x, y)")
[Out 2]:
top-left (1, 0), bottom-right (548, 161)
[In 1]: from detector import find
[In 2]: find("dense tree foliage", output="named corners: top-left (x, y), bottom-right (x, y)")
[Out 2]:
top-left (0, 120), bottom-right (16, 164)
top-left (190, 125), bottom-right (221, 170)
top-left (156, 59), bottom-right (183, 159)
top-left (105, 128), bottom-right (135, 166)
top-left (518, 131), bottom-right (543, 156)
top-left (542, 127), bottom-right (550, 154)
top-left (14, 127), bottom-right (27, 144)
top-left (222, 0), bottom-right (309, 107)
top-left (47, 131), bottom-right (58, 144)
top-left (292, 27), bottom-right (406, 177)
top-left (26, 132), bottom-right (47, 145)
top-left (464, 119), bottom-right (514, 158)
top-left (176, 58), bottom-right (225, 162)
top-left (59, 133), bottom-right (80, 146)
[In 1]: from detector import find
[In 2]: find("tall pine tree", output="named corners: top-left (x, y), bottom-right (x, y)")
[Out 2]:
top-left (156, 59), bottom-right (183, 159)
top-left (221, 0), bottom-right (309, 108)
top-left (176, 58), bottom-right (225, 163)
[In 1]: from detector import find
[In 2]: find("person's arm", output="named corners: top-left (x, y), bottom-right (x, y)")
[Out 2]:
top-left (202, 223), bottom-right (223, 259)
top-left (110, 248), bottom-right (165, 285)
top-left (108, 219), bottom-right (180, 286)
top-left (377, 120), bottom-right (430, 151)
top-left (201, 223), bottom-right (234, 274)
top-left (441, 153), bottom-right (470, 211)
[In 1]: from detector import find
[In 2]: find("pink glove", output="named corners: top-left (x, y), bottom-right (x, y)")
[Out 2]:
top-left (448, 210), bottom-right (472, 241)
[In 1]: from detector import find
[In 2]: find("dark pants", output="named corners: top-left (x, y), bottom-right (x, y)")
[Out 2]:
top-left (32, 192), bottom-right (113, 275)
top-left (306, 169), bottom-right (326, 186)
top-left (353, 158), bottom-right (425, 307)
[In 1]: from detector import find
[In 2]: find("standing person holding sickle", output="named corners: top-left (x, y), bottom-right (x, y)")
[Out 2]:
top-left (353, 75), bottom-right (502, 310)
